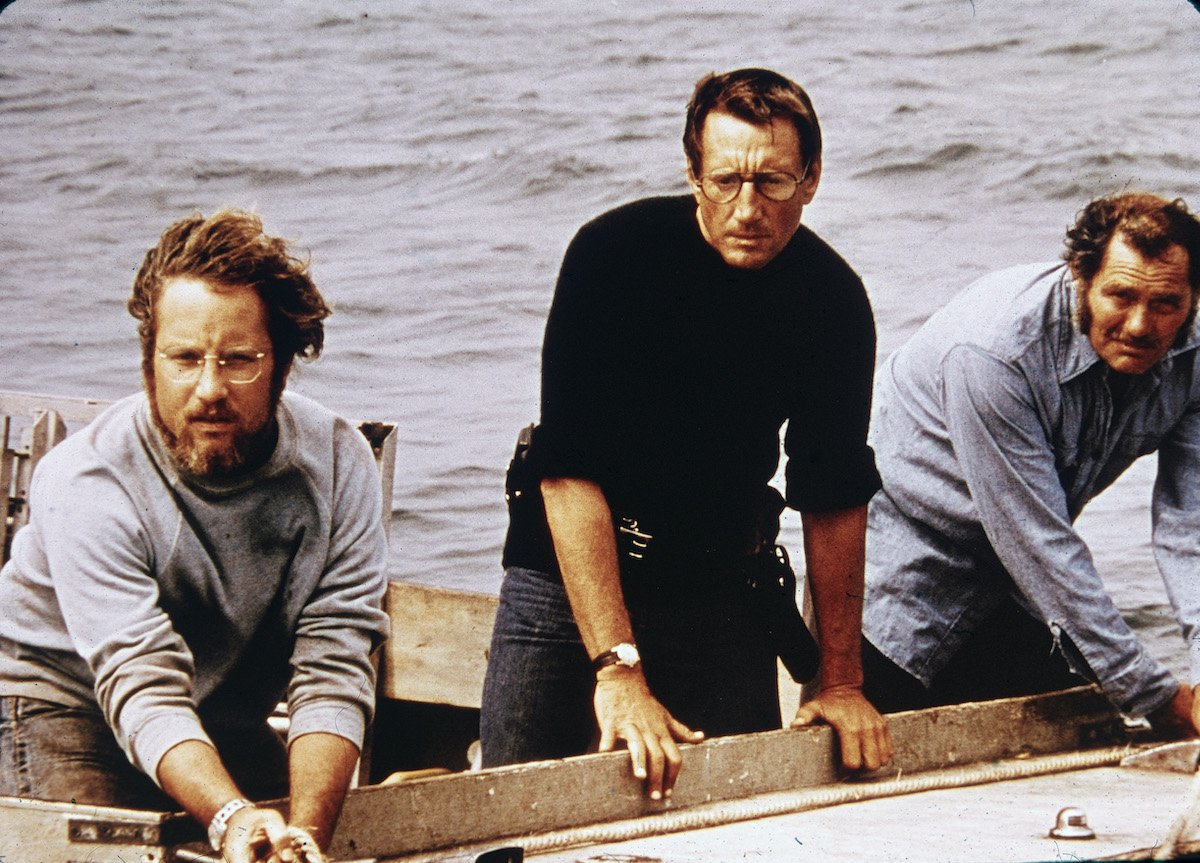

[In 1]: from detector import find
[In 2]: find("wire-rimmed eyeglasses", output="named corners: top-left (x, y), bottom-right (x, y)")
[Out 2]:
top-left (156, 350), bottom-right (268, 385)
top-left (696, 169), bottom-right (808, 204)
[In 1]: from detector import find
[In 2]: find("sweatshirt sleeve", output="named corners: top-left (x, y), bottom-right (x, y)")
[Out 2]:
top-left (30, 455), bottom-right (212, 781)
top-left (285, 419), bottom-right (390, 749)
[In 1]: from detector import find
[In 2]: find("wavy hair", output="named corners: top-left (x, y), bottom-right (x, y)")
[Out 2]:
top-left (683, 68), bottom-right (821, 180)
top-left (128, 210), bottom-right (330, 389)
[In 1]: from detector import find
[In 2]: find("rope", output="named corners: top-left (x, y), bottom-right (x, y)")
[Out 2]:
top-left (385, 744), bottom-right (1133, 862)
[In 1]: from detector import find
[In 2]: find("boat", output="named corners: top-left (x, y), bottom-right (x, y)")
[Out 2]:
top-left (3, 390), bottom-right (1199, 862)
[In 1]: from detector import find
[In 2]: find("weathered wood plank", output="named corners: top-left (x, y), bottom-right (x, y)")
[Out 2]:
top-left (330, 687), bottom-right (1128, 860)
top-left (0, 795), bottom-right (202, 863)
top-left (0, 389), bottom-right (112, 423)
top-left (381, 580), bottom-right (498, 707)
top-left (0, 689), bottom-right (1135, 862)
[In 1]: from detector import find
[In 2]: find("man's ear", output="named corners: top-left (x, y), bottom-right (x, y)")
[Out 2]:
top-left (798, 157), bottom-right (822, 205)
top-left (686, 165), bottom-right (704, 202)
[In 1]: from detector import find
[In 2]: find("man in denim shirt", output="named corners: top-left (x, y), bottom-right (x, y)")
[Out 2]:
top-left (863, 192), bottom-right (1200, 735)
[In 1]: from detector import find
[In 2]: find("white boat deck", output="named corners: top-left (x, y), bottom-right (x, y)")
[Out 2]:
top-left (528, 764), bottom-right (1191, 862)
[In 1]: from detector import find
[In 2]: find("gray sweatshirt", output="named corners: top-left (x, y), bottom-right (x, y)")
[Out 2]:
top-left (0, 391), bottom-right (390, 782)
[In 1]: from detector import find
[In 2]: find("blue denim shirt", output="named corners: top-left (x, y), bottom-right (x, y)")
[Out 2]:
top-left (864, 262), bottom-right (1200, 718)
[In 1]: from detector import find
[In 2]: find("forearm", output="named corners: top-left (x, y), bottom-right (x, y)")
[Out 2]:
top-left (287, 732), bottom-right (360, 851)
top-left (794, 505), bottom-right (892, 770)
top-left (801, 505), bottom-right (868, 690)
top-left (540, 476), bottom-right (633, 657)
top-left (157, 739), bottom-right (246, 828)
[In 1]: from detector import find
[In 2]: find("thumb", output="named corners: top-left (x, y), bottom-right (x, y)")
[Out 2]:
top-left (667, 715), bottom-right (704, 742)
top-left (791, 701), bottom-right (820, 728)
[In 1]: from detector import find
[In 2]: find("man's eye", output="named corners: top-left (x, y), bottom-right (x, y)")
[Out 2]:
top-left (222, 353), bottom-right (257, 368)
top-left (710, 174), bottom-right (741, 189)
top-left (759, 174), bottom-right (790, 191)
top-left (170, 351), bottom-right (203, 364)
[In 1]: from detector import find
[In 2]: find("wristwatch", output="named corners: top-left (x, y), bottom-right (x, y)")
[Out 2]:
top-left (593, 642), bottom-right (640, 673)
top-left (208, 797), bottom-right (254, 852)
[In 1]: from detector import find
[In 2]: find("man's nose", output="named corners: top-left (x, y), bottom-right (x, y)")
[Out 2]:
top-left (1124, 304), bottom-right (1152, 337)
top-left (193, 357), bottom-right (229, 400)
top-left (732, 180), bottom-right (763, 220)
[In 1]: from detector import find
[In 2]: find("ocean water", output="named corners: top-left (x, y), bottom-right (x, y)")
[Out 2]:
top-left (1, 0), bottom-right (1198, 675)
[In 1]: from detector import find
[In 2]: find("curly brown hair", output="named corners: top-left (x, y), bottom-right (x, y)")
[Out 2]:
top-left (1064, 193), bottom-right (1200, 289)
top-left (128, 210), bottom-right (330, 390)
top-left (683, 68), bottom-right (822, 181)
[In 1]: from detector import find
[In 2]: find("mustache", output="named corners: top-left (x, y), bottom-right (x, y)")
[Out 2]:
top-left (187, 407), bottom-right (238, 423)
top-left (1117, 333), bottom-right (1160, 350)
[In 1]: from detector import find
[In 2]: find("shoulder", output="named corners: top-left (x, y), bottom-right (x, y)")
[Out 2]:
top-left (768, 224), bottom-right (870, 326)
top-left (277, 392), bottom-right (378, 481)
top-left (24, 394), bottom-right (157, 545)
top-left (33, 393), bottom-right (147, 487)
top-left (572, 195), bottom-right (695, 249)
top-left (911, 263), bottom-right (1069, 361)
top-left (783, 223), bottom-right (864, 285)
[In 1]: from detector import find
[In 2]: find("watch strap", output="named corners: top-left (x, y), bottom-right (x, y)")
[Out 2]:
top-left (208, 797), bottom-right (254, 852)
top-left (593, 649), bottom-right (623, 672)
top-left (592, 642), bottom-right (639, 672)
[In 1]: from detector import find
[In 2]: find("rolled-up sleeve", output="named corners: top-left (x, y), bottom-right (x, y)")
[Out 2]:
top-left (1152, 400), bottom-right (1200, 686)
top-left (784, 270), bottom-right (881, 513)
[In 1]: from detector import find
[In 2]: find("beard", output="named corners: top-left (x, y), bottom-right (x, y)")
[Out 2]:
top-left (150, 393), bottom-right (279, 480)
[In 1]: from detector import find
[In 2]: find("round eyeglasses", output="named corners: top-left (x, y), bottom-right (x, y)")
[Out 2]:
top-left (697, 170), bottom-right (806, 204)
top-left (157, 350), bottom-right (268, 385)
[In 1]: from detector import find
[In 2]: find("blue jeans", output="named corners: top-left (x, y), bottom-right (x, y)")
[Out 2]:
top-left (0, 696), bottom-right (288, 808)
top-left (479, 564), bottom-right (779, 767)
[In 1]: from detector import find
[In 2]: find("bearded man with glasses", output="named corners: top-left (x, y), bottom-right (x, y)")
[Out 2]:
top-left (482, 68), bottom-right (892, 800)
top-left (0, 210), bottom-right (389, 863)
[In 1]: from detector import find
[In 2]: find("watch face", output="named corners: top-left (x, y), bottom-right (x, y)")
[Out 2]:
top-left (615, 642), bottom-right (639, 665)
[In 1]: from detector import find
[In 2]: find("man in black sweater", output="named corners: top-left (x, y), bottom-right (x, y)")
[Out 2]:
top-left (481, 68), bottom-right (892, 799)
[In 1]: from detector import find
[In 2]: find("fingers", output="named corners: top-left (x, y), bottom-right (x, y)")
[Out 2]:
top-left (593, 680), bottom-right (698, 800)
top-left (661, 737), bottom-right (685, 797)
top-left (642, 733), bottom-right (666, 800)
top-left (624, 732), bottom-right (648, 782)
top-left (253, 821), bottom-right (293, 863)
top-left (615, 724), bottom-right (679, 800)
top-left (788, 689), bottom-right (894, 772)
top-left (597, 724), bottom-right (617, 753)
top-left (872, 721), bottom-right (895, 770)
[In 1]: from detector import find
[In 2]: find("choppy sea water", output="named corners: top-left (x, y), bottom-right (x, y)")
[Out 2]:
top-left (1, 1), bottom-right (1198, 676)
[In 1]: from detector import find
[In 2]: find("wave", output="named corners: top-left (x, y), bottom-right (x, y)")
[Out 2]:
top-left (852, 143), bottom-right (983, 179)
top-left (521, 156), bottom-right (613, 197)
top-left (1040, 42), bottom-right (1107, 57)
top-left (188, 160), bottom-right (420, 185)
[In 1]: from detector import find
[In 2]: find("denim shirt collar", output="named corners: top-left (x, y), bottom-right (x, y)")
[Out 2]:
top-left (1057, 266), bottom-right (1200, 388)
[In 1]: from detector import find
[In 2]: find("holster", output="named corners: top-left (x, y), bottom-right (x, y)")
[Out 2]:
top-left (741, 543), bottom-right (820, 684)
